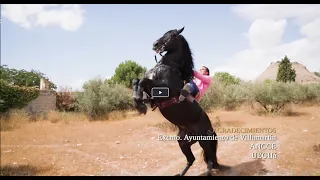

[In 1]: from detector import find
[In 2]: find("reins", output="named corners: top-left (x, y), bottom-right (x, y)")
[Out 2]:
top-left (148, 32), bottom-right (187, 110)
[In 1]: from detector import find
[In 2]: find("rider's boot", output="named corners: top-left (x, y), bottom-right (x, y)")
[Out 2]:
top-left (179, 83), bottom-right (191, 102)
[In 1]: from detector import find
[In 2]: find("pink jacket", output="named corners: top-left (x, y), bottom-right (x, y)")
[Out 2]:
top-left (193, 70), bottom-right (211, 101)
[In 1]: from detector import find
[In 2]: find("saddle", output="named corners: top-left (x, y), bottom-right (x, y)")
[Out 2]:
top-left (143, 87), bottom-right (198, 111)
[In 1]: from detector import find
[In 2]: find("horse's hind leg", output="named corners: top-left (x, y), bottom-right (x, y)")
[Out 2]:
top-left (198, 132), bottom-right (219, 176)
top-left (175, 128), bottom-right (197, 176)
top-left (197, 114), bottom-right (219, 176)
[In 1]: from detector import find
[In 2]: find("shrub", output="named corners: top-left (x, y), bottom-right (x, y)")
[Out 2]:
top-left (201, 78), bottom-right (320, 114)
top-left (213, 72), bottom-right (241, 86)
top-left (76, 77), bottom-right (134, 120)
top-left (199, 79), bottom-right (224, 111)
top-left (56, 87), bottom-right (79, 112)
top-left (264, 79), bottom-right (272, 84)
top-left (0, 79), bottom-right (39, 113)
top-left (252, 81), bottom-right (291, 113)
top-left (200, 79), bottom-right (252, 111)
top-left (221, 83), bottom-right (252, 110)
top-left (305, 83), bottom-right (320, 104)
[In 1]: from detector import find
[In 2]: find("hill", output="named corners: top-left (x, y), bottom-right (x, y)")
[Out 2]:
top-left (255, 61), bottom-right (320, 84)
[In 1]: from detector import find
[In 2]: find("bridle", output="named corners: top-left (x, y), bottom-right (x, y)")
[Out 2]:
top-left (154, 53), bottom-right (181, 78)
top-left (154, 32), bottom-right (182, 72)
top-left (148, 33), bottom-right (185, 110)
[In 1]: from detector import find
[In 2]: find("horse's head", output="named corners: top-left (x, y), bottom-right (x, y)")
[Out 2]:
top-left (152, 27), bottom-right (194, 82)
top-left (152, 27), bottom-right (185, 54)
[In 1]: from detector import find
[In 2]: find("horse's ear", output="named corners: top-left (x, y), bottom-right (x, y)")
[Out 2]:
top-left (177, 27), bottom-right (184, 34)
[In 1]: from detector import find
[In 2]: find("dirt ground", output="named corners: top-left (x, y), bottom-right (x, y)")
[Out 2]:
top-left (1, 106), bottom-right (320, 176)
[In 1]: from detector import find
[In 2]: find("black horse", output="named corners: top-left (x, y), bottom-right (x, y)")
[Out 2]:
top-left (132, 27), bottom-right (220, 176)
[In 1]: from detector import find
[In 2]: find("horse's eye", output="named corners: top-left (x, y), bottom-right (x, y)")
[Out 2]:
top-left (164, 36), bottom-right (170, 41)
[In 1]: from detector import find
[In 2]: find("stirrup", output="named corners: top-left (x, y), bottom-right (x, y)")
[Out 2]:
top-left (179, 89), bottom-right (190, 102)
top-left (180, 89), bottom-right (190, 97)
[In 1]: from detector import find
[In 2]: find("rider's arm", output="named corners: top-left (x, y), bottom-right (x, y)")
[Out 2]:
top-left (194, 70), bottom-right (211, 84)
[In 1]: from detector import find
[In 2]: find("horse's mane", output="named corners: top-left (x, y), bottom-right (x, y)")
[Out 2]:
top-left (179, 35), bottom-right (194, 82)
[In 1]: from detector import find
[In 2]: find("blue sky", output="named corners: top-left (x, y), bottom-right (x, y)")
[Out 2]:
top-left (2, 4), bottom-right (320, 90)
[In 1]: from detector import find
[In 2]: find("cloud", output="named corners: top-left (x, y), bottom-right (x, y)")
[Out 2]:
top-left (246, 19), bottom-right (287, 49)
top-left (213, 5), bottom-right (320, 81)
top-left (1, 4), bottom-right (85, 31)
top-left (230, 4), bottom-right (320, 24)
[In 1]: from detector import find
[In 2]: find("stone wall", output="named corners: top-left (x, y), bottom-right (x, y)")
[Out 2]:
top-left (26, 90), bottom-right (56, 113)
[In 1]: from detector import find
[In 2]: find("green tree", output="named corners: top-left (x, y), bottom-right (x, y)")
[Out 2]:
top-left (276, 55), bottom-right (296, 83)
top-left (315, 71), bottom-right (320, 77)
top-left (110, 60), bottom-right (147, 88)
top-left (0, 65), bottom-right (57, 90)
top-left (0, 79), bottom-right (39, 113)
top-left (213, 72), bottom-right (241, 86)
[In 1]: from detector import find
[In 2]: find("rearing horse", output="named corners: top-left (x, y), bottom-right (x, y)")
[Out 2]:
top-left (132, 27), bottom-right (221, 176)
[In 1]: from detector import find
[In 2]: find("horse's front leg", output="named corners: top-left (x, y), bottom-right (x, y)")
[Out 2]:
top-left (132, 78), bottom-right (153, 115)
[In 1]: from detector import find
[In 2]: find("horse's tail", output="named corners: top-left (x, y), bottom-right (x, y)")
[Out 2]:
top-left (201, 130), bottom-right (219, 167)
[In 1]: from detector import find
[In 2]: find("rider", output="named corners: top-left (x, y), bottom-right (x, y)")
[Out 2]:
top-left (179, 66), bottom-right (211, 102)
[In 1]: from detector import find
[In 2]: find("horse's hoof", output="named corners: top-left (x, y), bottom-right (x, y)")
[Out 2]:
top-left (136, 105), bottom-right (147, 115)
top-left (212, 163), bottom-right (220, 170)
top-left (205, 171), bottom-right (212, 176)
top-left (133, 98), bottom-right (147, 115)
top-left (140, 104), bottom-right (147, 115)
top-left (174, 174), bottom-right (181, 176)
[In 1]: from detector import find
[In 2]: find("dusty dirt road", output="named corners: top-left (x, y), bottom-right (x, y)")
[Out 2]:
top-left (1, 107), bottom-right (320, 176)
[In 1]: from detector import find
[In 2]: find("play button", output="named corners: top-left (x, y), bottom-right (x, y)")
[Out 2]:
top-left (151, 87), bottom-right (169, 98)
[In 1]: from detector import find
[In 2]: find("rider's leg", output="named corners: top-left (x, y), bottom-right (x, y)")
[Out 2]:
top-left (179, 81), bottom-right (195, 101)
top-left (179, 81), bottom-right (200, 102)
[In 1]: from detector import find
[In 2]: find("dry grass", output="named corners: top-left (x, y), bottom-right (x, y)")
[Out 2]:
top-left (0, 164), bottom-right (50, 176)
top-left (274, 109), bottom-right (320, 175)
top-left (1, 106), bottom-right (319, 176)
top-left (152, 114), bottom-right (241, 133)
top-left (2, 97), bottom-right (317, 132)
top-left (277, 142), bottom-right (320, 175)
top-left (0, 109), bottom-right (137, 132)
top-left (100, 110), bottom-right (139, 121)
top-left (0, 110), bottom-right (89, 132)
top-left (0, 110), bottom-right (30, 131)
top-left (249, 103), bottom-right (306, 117)
top-left (1, 106), bottom-right (320, 176)
top-left (238, 101), bottom-right (317, 117)
top-left (46, 111), bottom-right (88, 124)
top-left (313, 144), bottom-right (320, 152)
top-left (278, 104), bottom-right (310, 117)
top-left (153, 121), bottom-right (178, 132)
